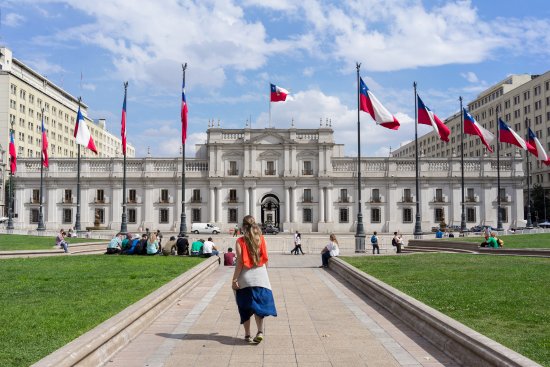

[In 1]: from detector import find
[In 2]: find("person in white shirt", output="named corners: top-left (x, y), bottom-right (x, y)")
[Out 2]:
top-left (202, 237), bottom-right (219, 258)
top-left (320, 234), bottom-right (340, 268)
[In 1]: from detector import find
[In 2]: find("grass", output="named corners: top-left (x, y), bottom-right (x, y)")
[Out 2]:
top-left (0, 255), bottom-right (204, 367)
top-left (342, 254), bottom-right (550, 366)
top-left (444, 232), bottom-right (550, 249)
top-left (0, 234), bottom-right (103, 251)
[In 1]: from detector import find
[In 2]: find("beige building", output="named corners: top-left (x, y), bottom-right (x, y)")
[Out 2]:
top-left (394, 71), bottom-right (550, 189)
top-left (0, 47), bottom-right (135, 214)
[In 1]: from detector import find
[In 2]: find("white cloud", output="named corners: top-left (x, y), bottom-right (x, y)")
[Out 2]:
top-left (303, 67), bottom-right (314, 77)
top-left (26, 58), bottom-right (65, 75)
top-left (461, 71), bottom-right (479, 83)
top-left (4, 12), bottom-right (25, 27)
top-left (82, 83), bottom-right (96, 91)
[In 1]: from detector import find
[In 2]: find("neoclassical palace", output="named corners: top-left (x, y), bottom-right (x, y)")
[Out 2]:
top-left (13, 127), bottom-right (525, 233)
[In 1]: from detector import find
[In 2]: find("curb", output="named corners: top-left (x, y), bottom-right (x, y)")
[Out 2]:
top-left (329, 257), bottom-right (541, 367)
top-left (32, 256), bottom-right (220, 367)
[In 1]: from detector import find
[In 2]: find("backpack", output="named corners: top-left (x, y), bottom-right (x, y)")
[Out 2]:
top-left (497, 238), bottom-right (504, 247)
top-left (391, 238), bottom-right (397, 247)
top-left (371, 235), bottom-right (377, 244)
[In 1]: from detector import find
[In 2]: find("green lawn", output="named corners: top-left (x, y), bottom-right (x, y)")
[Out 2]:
top-left (0, 234), bottom-right (103, 251)
top-left (446, 232), bottom-right (550, 249)
top-left (0, 255), bottom-right (204, 367)
top-left (343, 254), bottom-right (550, 366)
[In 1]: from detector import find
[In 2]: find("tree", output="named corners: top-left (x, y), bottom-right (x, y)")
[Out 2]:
top-left (531, 184), bottom-right (547, 223)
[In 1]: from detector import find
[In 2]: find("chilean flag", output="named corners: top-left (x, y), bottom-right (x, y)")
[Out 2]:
top-left (41, 114), bottom-right (49, 167)
top-left (499, 119), bottom-right (527, 150)
top-left (270, 83), bottom-right (289, 102)
top-left (9, 130), bottom-right (16, 174)
top-left (527, 128), bottom-right (550, 165)
top-left (121, 89), bottom-right (127, 155)
top-left (360, 78), bottom-right (400, 130)
top-left (74, 106), bottom-right (98, 154)
top-left (417, 95), bottom-right (450, 142)
top-left (181, 77), bottom-right (188, 145)
top-left (463, 108), bottom-right (494, 152)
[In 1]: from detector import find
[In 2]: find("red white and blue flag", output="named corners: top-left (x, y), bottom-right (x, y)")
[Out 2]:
top-left (41, 114), bottom-right (49, 167)
top-left (360, 77), bottom-right (400, 130)
top-left (181, 77), bottom-right (188, 145)
top-left (9, 130), bottom-right (16, 174)
top-left (121, 89), bottom-right (127, 155)
top-left (499, 119), bottom-right (527, 150)
top-left (270, 83), bottom-right (289, 102)
top-left (463, 108), bottom-right (494, 152)
top-left (527, 128), bottom-right (550, 165)
top-left (74, 106), bottom-right (98, 154)
top-left (417, 95), bottom-right (450, 142)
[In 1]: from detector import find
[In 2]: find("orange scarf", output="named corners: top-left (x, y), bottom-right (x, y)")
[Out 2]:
top-left (237, 236), bottom-right (268, 268)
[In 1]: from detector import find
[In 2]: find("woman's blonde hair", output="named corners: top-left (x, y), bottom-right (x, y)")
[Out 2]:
top-left (148, 233), bottom-right (157, 244)
top-left (242, 215), bottom-right (262, 266)
top-left (329, 233), bottom-right (338, 244)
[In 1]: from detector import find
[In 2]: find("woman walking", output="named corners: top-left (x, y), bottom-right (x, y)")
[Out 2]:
top-left (232, 215), bottom-right (277, 343)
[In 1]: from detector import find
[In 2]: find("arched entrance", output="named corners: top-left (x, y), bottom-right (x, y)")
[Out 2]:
top-left (261, 194), bottom-right (280, 229)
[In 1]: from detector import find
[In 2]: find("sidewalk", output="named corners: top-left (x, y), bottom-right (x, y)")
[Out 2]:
top-left (104, 254), bottom-right (457, 367)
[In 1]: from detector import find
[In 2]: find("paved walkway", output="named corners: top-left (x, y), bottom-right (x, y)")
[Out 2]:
top-left (104, 254), bottom-right (457, 367)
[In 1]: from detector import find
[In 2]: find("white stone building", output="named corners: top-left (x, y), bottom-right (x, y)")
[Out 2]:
top-left (13, 127), bottom-right (525, 233)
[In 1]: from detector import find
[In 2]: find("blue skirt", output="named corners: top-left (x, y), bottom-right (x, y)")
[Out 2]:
top-left (235, 287), bottom-right (277, 324)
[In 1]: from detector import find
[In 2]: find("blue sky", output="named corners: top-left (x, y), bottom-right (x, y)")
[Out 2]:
top-left (2, 0), bottom-right (550, 157)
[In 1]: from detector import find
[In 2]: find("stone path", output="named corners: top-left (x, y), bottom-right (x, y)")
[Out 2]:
top-left (104, 254), bottom-right (457, 367)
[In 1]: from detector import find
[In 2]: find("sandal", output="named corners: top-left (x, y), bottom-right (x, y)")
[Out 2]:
top-left (253, 332), bottom-right (264, 343)
top-left (244, 335), bottom-right (253, 343)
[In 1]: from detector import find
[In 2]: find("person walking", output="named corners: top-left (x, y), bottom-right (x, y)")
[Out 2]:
top-left (320, 234), bottom-right (340, 268)
top-left (370, 231), bottom-right (380, 254)
top-left (233, 224), bottom-right (239, 237)
top-left (291, 231), bottom-right (299, 254)
top-left (232, 215), bottom-right (277, 344)
top-left (294, 232), bottom-right (304, 255)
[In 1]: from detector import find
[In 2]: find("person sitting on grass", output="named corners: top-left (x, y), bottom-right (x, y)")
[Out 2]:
top-left (123, 235), bottom-right (141, 255)
top-left (487, 232), bottom-right (499, 248)
top-left (176, 236), bottom-right (189, 256)
top-left (106, 233), bottom-right (123, 254)
top-left (56, 229), bottom-right (69, 253)
top-left (146, 233), bottom-right (159, 255)
top-left (162, 236), bottom-right (177, 256)
top-left (121, 233), bottom-right (133, 252)
top-left (191, 239), bottom-right (204, 256)
top-left (202, 237), bottom-right (219, 258)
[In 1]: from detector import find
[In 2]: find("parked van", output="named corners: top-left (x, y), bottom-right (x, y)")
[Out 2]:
top-left (191, 223), bottom-right (221, 234)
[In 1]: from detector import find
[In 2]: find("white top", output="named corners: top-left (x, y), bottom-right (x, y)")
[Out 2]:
top-left (203, 240), bottom-right (215, 254)
top-left (326, 241), bottom-right (340, 257)
top-left (296, 236), bottom-right (301, 245)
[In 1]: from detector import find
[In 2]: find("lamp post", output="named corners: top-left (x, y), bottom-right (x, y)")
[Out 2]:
top-left (37, 108), bottom-right (46, 231)
top-left (120, 82), bottom-right (128, 235)
top-left (178, 63), bottom-right (188, 238)
top-left (525, 117), bottom-right (533, 228)
top-left (7, 120), bottom-right (15, 230)
top-left (459, 97), bottom-right (467, 233)
top-left (413, 82), bottom-right (422, 237)
top-left (354, 62), bottom-right (365, 252)
top-left (496, 105), bottom-right (503, 231)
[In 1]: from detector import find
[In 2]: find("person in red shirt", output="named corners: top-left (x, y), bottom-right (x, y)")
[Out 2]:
top-left (224, 247), bottom-right (236, 266)
top-left (231, 215), bottom-right (277, 344)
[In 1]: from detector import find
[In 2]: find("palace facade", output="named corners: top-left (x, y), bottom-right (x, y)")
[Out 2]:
top-left (13, 127), bottom-right (525, 233)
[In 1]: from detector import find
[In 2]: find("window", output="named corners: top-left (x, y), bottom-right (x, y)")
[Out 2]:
top-left (129, 189), bottom-right (137, 203)
top-left (228, 161), bottom-right (238, 175)
top-left (524, 105), bottom-right (531, 114)
top-left (303, 161), bottom-right (313, 175)
top-left (63, 209), bottom-right (72, 223)
top-left (161, 189), bottom-right (169, 203)
top-left (265, 161), bottom-right (275, 175)
top-left (192, 189), bottom-right (201, 203)
top-left (467, 188), bottom-right (475, 202)
top-left (340, 189), bottom-right (348, 203)
top-left (192, 208), bottom-right (201, 222)
top-left (500, 207), bottom-right (508, 222)
top-left (371, 189), bottom-right (380, 202)
top-left (435, 189), bottom-right (443, 202)
top-left (371, 208), bottom-right (381, 223)
top-left (534, 85), bottom-right (541, 96)
top-left (339, 208), bottom-right (349, 223)
top-left (466, 208), bottom-right (476, 222)
top-left (95, 208), bottom-right (105, 224)
top-left (159, 209), bottom-right (169, 223)
top-left (303, 208), bottom-right (312, 223)
top-left (32, 189), bottom-right (40, 203)
top-left (499, 188), bottom-right (506, 202)
top-left (403, 188), bottom-right (412, 202)
top-left (303, 189), bottom-right (312, 203)
top-left (128, 209), bottom-right (136, 223)
top-left (30, 209), bottom-right (39, 223)
top-left (403, 208), bottom-right (412, 223)
top-left (64, 189), bottom-right (72, 203)
top-left (513, 95), bottom-right (520, 105)
top-left (96, 189), bottom-right (105, 203)
top-left (229, 189), bottom-right (238, 203)
top-left (228, 208), bottom-right (238, 223)
top-left (435, 208), bottom-right (444, 222)
top-left (535, 100), bottom-right (542, 110)
top-left (524, 91), bottom-right (530, 100)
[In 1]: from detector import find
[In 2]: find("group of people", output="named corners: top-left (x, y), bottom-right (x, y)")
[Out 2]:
top-left (105, 229), bottom-right (190, 256)
top-left (290, 231), bottom-right (304, 255)
top-left (481, 231), bottom-right (504, 248)
top-left (190, 237), bottom-right (219, 257)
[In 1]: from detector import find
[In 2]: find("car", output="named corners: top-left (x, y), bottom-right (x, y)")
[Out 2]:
top-left (262, 225), bottom-right (279, 235)
top-left (190, 223), bottom-right (220, 234)
top-left (0, 217), bottom-right (8, 224)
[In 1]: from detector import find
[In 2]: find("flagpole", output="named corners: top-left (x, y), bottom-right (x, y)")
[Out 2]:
top-left (460, 97), bottom-right (466, 233)
top-left (37, 108), bottom-right (46, 231)
top-left (496, 106), bottom-right (503, 231)
top-left (7, 119), bottom-right (14, 231)
top-left (269, 95), bottom-right (272, 128)
top-left (525, 118), bottom-right (533, 228)
top-left (178, 63), bottom-right (188, 238)
top-left (120, 82), bottom-right (128, 234)
top-left (75, 97), bottom-right (82, 232)
top-left (355, 62), bottom-right (365, 253)
top-left (413, 82), bottom-right (422, 237)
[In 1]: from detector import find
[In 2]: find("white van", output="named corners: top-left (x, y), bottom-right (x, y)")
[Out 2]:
top-left (191, 223), bottom-right (221, 234)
